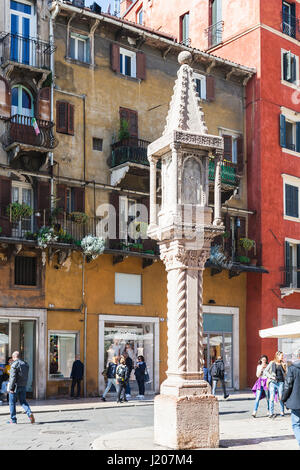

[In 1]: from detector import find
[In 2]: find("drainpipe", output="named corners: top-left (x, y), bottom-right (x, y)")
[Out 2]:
top-left (82, 254), bottom-right (87, 397)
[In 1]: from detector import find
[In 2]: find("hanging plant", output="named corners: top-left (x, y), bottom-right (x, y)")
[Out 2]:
top-left (81, 235), bottom-right (105, 261)
top-left (71, 211), bottom-right (89, 225)
top-left (37, 226), bottom-right (58, 249)
top-left (239, 237), bottom-right (256, 253)
top-left (7, 202), bottom-right (33, 222)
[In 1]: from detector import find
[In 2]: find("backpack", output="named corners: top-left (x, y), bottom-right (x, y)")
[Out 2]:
top-left (117, 365), bottom-right (126, 381)
top-left (210, 361), bottom-right (223, 378)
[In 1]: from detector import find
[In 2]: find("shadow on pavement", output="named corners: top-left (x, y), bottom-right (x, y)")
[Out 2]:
top-left (220, 434), bottom-right (295, 448)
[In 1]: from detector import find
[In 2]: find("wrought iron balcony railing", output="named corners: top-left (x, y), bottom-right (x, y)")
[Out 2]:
top-left (205, 21), bottom-right (224, 48)
top-left (109, 138), bottom-right (150, 168)
top-left (3, 114), bottom-right (57, 149)
top-left (0, 33), bottom-right (52, 70)
top-left (281, 12), bottom-right (300, 39)
top-left (281, 266), bottom-right (300, 289)
top-left (208, 158), bottom-right (239, 186)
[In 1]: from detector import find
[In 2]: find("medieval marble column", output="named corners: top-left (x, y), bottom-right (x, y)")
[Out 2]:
top-left (213, 153), bottom-right (223, 226)
top-left (147, 51), bottom-right (225, 449)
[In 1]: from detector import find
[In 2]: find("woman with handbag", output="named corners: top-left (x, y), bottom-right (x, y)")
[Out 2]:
top-left (265, 351), bottom-right (287, 418)
top-left (134, 355), bottom-right (147, 400)
top-left (251, 355), bottom-right (269, 417)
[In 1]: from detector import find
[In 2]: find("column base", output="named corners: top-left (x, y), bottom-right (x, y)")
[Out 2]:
top-left (154, 384), bottom-right (219, 449)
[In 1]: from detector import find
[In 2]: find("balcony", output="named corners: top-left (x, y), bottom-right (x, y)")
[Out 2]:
top-left (205, 21), bottom-right (224, 49)
top-left (0, 33), bottom-right (52, 72)
top-left (208, 158), bottom-right (239, 187)
top-left (2, 114), bottom-right (58, 171)
top-left (281, 12), bottom-right (300, 39)
top-left (109, 138), bottom-right (150, 168)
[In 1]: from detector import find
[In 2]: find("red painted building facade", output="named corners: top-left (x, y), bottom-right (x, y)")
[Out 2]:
top-left (123, 0), bottom-right (300, 386)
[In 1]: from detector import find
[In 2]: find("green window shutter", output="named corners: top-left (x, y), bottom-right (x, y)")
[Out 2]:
top-left (297, 244), bottom-right (300, 288)
top-left (280, 114), bottom-right (286, 148)
top-left (296, 122), bottom-right (300, 152)
top-left (285, 184), bottom-right (299, 218)
top-left (291, 55), bottom-right (297, 82)
top-left (285, 241), bottom-right (291, 286)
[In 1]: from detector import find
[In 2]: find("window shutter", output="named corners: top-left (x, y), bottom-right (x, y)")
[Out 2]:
top-left (111, 43), bottom-right (120, 73)
top-left (224, 214), bottom-right (232, 255)
top-left (109, 191), bottom-right (120, 241)
top-left (136, 51), bottom-right (146, 80)
top-left (68, 103), bottom-right (75, 136)
top-left (56, 184), bottom-right (67, 213)
top-left (38, 87), bottom-right (51, 121)
top-left (285, 184), bottom-right (299, 218)
top-left (0, 77), bottom-right (11, 119)
top-left (37, 181), bottom-right (51, 227)
top-left (223, 135), bottom-right (232, 161)
top-left (291, 54), bottom-right (297, 82)
top-left (296, 122), bottom-right (300, 152)
top-left (206, 76), bottom-right (215, 101)
top-left (237, 136), bottom-right (244, 174)
top-left (285, 241), bottom-right (291, 287)
top-left (283, 52), bottom-right (288, 81)
top-left (129, 110), bottom-right (138, 138)
top-left (297, 244), bottom-right (300, 288)
top-left (280, 114), bottom-right (286, 148)
top-left (0, 176), bottom-right (11, 236)
top-left (56, 101), bottom-right (68, 134)
top-left (73, 187), bottom-right (85, 212)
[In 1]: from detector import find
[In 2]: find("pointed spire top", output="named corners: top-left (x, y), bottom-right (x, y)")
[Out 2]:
top-left (163, 51), bottom-right (208, 136)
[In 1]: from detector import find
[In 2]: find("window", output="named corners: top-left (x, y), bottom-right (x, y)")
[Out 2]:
top-left (120, 47), bottom-right (136, 78)
top-left (10, 1), bottom-right (35, 66)
top-left (282, 50), bottom-right (299, 84)
top-left (93, 137), bottom-right (103, 151)
top-left (222, 134), bottom-right (240, 163)
top-left (282, 1), bottom-right (296, 38)
top-left (285, 183), bottom-right (299, 218)
top-left (49, 332), bottom-right (79, 379)
top-left (209, 0), bottom-right (223, 46)
top-left (180, 12), bottom-right (190, 45)
top-left (14, 255), bottom-right (37, 286)
top-left (56, 101), bottom-right (74, 135)
top-left (115, 273), bottom-right (142, 304)
top-left (137, 8), bottom-right (143, 24)
top-left (70, 33), bottom-right (90, 63)
top-left (194, 73), bottom-right (206, 100)
top-left (11, 182), bottom-right (33, 237)
top-left (119, 107), bottom-right (138, 138)
top-left (11, 85), bottom-right (33, 117)
top-left (280, 114), bottom-right (300, 152)
top-left (285, 240), bottom-right (300, 288)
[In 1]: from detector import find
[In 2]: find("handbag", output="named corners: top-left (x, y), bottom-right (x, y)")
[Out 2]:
top-left (144, 367), bottom-right (151, 384)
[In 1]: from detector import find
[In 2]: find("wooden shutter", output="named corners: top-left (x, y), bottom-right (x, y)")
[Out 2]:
top-left (296, 122), bottom-right (300, 152)
top-left (206, 76), bottom-right (215, 101)
top-left (119, 108), bottom-right (138, 138)
top-left (285, 184), bottom-right (299, 217)
top-left (38, 87), bottom-right (51, 121)
top-left (237, 136), bottom-right (244, 174)
top-left (283, 52), bottom-right (288, 81)
top-left (0, 77), bottom-right (11, 119)
top-left (56, 184), bottom-right (67, 212)
top-left (136, 51), bottom-right (146, 80)
top-left (73, 187), bottom-right (85, 213)
top-left (285, 241), bottom-right (291, 286)
top-left (224, 213), bottom-right (232, 256)
top-left (68, 103), bottom-right (75, 135)
top-left (109, 191), bottom-right (119, 242)
top-left (111, 43), bottom-right (120, 73)
top-left (280, 114), bottom-right (286, 147)
top-left (37, 181), bottom-right (51, 227)
top-left (56, 101), bottom-right (68, 134)
top-left (0, 176), bottom-right (11, 236)
top-left (297, 244), bottom-right (300, 288)
top-left (223, 135), bottom-right (232, 161)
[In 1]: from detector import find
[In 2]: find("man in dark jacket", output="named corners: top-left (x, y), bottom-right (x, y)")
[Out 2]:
top-left (282, 350), bottom-right (300, 447)
top-left (210, 356), bottom-right (229, 399)
top-left (123, 352), bottom-right (133, 399)
top-left (8, 351), bottom-right (35, 424)
top-left (70, 355), bottom-right (84, 398)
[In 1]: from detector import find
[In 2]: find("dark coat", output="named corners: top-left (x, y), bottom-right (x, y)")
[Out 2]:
top-left (134, 361), bottom-right (146, 380)
top-left (282, 360), bottom-right (300, 410)
top-left (116, 364), bottom-right (129, 383)
top-left (106, 362), bottom-right (117, 379)
top-left (125, 356), bottom-right (133, 374)
top-left (9, 359), bottom-right (29, 392)
top-left (70, 360), bottom-right (84, 380)
top-left (210, 359), bottom-right (225, 380)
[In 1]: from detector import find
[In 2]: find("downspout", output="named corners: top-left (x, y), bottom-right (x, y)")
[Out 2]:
top-left (82, 254), bottom-right (87, 397)
top-left (49, 3), bottom-right (60, 210)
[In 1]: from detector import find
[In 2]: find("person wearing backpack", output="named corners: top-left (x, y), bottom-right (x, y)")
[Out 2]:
top-left (210, 356), bottom-right (229, 399)
top-left (116, 355), bottom-right (129, 404)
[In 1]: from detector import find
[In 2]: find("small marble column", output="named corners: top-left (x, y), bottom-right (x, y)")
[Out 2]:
top-left (149, 156), bottom-right (157, 227)
top-left (213, 154), bottom-right (223, 226)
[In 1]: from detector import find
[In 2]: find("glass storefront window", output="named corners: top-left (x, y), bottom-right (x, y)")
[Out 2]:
top-left (0, 320), bottom-right (9, 372)
top-left (104, 322), bottom-right (154, 391)
top-left (279, 314), bottom-right (300, 365)
top-left (49, 332), bottom-right (78, 379)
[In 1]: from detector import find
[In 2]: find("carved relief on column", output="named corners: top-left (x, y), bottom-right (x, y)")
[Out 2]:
top-left (213, 150), bottom-right (224, 227)
top-left (198, 268), bottom-right (204, 376)
top-left (176, 267), bottom-right (187, 372)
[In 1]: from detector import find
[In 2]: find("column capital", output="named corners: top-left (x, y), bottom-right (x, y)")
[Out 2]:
top-left (159, 241), bottom-right (211, 271)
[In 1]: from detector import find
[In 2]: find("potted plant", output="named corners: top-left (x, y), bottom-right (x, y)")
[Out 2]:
top-left (81, 235), bottom-right (105, 262)
top-left (238, 255), bottom-right (251, 265)
top-left (71, 211), bottom-right (89, 225)
top-left (239, 237), bottom-right (257, 266)
top-left (222, 231), bottom-right (230, 239)
top-left (118, 118), bottom-right (130, 141)
top-left (37, 226), bottom-right (58, 249)
top-left (7, 202), bottom-right (33, 222)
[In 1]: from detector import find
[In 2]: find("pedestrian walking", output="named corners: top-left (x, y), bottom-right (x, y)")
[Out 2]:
top-left (134, 355), bottom-right (147, 399)
top-left (203, 360), bottom-right (212, 386)
top-left (116, 355), bottom-right (129, 403)
top-left (265, 351), bottom-right (287, 418)
top-left (251, 355), bottom-right (269, 417)
top-left (101, 356), bottom-right (118, 401)
top-left (7, 351), bottom-right (35, 424)
top-left (70, 355), bottom-right (84, 399)
top-left (210, 356), bottom-right (229, 399)
top-left (282, 349), bottom-right (300, 448)
top-left (123, 351), bottom-right (133, 399)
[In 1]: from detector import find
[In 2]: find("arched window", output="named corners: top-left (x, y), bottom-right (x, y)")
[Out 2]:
top-left (11, 85), bottom-right (33, 117)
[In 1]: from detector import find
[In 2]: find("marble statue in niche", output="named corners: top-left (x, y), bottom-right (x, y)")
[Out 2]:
top-left (182, 157), bottom-right (201, 204)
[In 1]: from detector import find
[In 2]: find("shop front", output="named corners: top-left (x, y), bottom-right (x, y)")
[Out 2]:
top-left (0, 308), bottom-right (47, 399)
top-left (98, 315), bottom-right (160, 395)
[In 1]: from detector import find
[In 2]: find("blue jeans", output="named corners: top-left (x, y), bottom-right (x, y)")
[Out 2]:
top-left (9, 386), bottom-right (32, 423)
top-left (269, 381), bottom-right (284, 415)
top-left (212, 378), bottom-right (227, 398)
top-left (102, 378), bottom-right (117, 398)
top-left (291, 409), bottom-right (300, 447)
top-left (253, 386), bottom-right (269, 412)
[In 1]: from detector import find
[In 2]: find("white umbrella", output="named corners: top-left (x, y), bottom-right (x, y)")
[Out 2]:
top-left (259, 321), bottom-right (300, 339)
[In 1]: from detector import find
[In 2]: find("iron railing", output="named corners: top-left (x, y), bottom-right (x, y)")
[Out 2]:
top-left (281, 12), bottom-right (300, 39)
top-left (0, 33), bottom-right (52, 69)
top-left (3, 114), bottom-right (57, 149)
top-left (281, 266), bottom-right (300, 289)
top-left (208, 158), bottom-right (239, 186)
top-left (110, 138), bottom-right (150, 168)
top-left (205, 21), bottom-right (224, 48)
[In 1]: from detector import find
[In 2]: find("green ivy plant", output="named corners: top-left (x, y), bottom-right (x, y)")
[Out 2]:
top-left (118, 118), bottom-right (130, 141)
top-left (239, 237), bottom-right (256, 252)
top-left (7, 202), bottom-right (33, 222)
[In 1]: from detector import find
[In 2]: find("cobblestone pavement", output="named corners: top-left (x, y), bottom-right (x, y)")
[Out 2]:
top-left (0, 392), bottom-right (298, 450)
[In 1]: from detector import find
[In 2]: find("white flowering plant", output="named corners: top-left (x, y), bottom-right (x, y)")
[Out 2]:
top-left (81, 235), bottom-right (105, 261)
top-left (37, 226), bottom-right (58, 249)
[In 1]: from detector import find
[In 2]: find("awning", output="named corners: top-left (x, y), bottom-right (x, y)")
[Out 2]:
top-left (259, 321), bottom-right (300, 339)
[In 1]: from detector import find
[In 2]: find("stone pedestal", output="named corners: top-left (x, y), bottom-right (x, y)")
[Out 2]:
top-left (154, 386), bottom-right (219, 449)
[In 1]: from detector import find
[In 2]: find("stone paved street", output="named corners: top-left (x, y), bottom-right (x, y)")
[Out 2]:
top-left (0, 391), bottom-right (299, 450)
